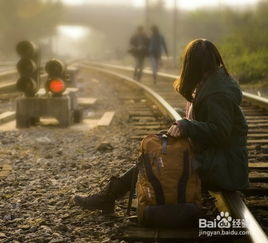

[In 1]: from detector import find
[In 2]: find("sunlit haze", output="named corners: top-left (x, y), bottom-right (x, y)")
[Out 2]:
top-left (57, 25), bottom-right (90, 40)
top-left (53, 25), bottom-right (91, 57)
top-left (62, 0), bottom-right (260, 10)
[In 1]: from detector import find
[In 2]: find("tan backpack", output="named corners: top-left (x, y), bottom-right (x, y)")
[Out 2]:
top-left (136, 133), bottom-right (202, 225)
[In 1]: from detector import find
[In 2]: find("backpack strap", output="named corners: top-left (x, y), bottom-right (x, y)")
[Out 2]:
top-left (143, 153), bottom-right (165, 205)
top-left (160, 134), bottom-right (168, 154)
top-left (177, 151), bottom-right (190, 203)
top-left (126, 165), bottom-right (138, 215)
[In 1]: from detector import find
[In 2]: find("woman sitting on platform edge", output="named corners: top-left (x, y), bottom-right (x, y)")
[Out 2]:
top-left (73, 39), bottom-right (249, 214)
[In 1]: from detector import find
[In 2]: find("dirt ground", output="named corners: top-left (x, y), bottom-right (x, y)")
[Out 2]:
top-left (0, 68), bottom-right (217, 243)
top-left (0, 69), bottom-right (141, 243)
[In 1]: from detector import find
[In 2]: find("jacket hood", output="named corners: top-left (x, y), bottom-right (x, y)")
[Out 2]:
top-left (195, 67), bottom-right (242, 105)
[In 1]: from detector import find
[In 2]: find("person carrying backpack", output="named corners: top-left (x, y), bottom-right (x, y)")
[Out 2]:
top-left (129, 26), bottom-right (149, 81)
top-left (73, 39), bottom-right (248, 226)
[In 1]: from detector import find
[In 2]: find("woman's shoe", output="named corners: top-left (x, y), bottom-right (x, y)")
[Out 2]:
top-left (73, 176), bottom-right (129, 213)
top-left (73, 193), bottom-right (115, 213)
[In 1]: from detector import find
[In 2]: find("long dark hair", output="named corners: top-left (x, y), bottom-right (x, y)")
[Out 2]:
top-left (174, 39), bottom-right (229, 102)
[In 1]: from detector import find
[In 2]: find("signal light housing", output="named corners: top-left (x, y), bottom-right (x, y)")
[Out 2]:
top-left (16, 41), bottom-right (38, 58)
top-left (45, 59), bottom-right (65, 77)
top-left (16, 59), bottom-right (37, 76)
top-left (45, 59), bottom-right (66, 96)
top-left (16, 77), bottom-right (37, 97)
top-left (16, 41), bottom-right (40, 97)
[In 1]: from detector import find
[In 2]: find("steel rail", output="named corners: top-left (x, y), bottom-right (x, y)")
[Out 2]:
top-left (0, 73), bottom-right (48, 93)
top-left (0, 70), bottom-right (17, 78)
top-left (79, 63), bottom-right (180, 121)
top-left (81, 62), bottom-right (268, 243)
top-left (243, 91), bottom-right (268, 110)
top-left (0, 60), bottom-right (81, 93)
top-left (0, 61), bottom-right (16, 66)
top-left (0, 59), bottom-right (82, 79)
top-left (87, 62), bottom-right (268, 109)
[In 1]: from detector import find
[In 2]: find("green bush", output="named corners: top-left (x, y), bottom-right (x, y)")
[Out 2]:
top-left (218, 1), bottom-right (268, 83)
top-left (222, 47), bottom-right (268, 83)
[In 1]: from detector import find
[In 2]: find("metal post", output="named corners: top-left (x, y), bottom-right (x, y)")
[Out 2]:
top-left (145, 0), bottom-right (149, 29)
top-left (219, 0), bottom-right (222, 11)
top-left (173, 0), bottom-right (178, 66)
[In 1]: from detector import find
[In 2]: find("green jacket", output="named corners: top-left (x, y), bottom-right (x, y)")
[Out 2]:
top-left (180, 67), bottom-right (249, 191)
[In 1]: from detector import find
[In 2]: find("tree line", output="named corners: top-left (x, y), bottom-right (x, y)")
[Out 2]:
top-left (0, 0), bottom-right (267, 84)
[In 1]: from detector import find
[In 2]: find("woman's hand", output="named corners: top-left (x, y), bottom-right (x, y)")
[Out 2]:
top-left (167, 124), bottom-right (182, 137)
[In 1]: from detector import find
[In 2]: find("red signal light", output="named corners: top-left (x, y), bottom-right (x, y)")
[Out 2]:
top-left (49, 79), bottom-right (65, 94)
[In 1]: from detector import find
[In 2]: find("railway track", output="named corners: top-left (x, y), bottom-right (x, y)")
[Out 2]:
top-left (0, 61), bottom-right (267, 242)
top-left (78, 62), bottom-right (268, 243)
top-left (0, 65), bottom-right (176, 242)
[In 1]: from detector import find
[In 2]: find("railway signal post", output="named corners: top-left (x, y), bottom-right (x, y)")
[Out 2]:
top-left (16, 52), bottom-right (82, 128)
top-left (45, 59), bottom-right (66, 96)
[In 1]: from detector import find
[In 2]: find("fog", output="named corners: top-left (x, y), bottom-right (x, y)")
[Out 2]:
top-left (0, 0), bottom-right (267, 84)
top-left (61, 0), bottom-right (260, 10)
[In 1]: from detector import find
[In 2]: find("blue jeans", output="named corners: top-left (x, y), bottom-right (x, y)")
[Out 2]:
top-left (150, 56), bottom-right (160, 80)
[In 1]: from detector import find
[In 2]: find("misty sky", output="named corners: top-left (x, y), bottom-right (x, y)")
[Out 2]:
top-left (62, 0), bottom-right (260, 10)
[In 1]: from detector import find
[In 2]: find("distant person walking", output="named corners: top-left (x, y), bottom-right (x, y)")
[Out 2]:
top-left (149, 26), bottom-right (168, 83)
top-left (129, 26), bottom-right (149, 81)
